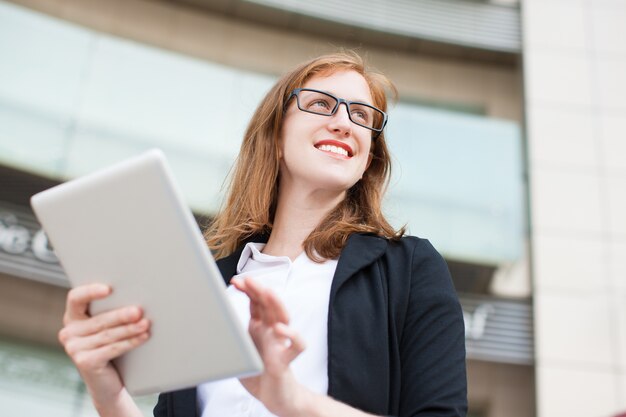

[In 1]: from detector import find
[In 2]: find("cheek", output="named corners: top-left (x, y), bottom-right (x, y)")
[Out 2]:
top-left (277, 122), bottom-right (296, 161)
top-left (361, 137), bottom-right (373, 160)
top-left (279, 119), bottom-right (301, 159)
top-left (365, 152), bottom-right (373, 170)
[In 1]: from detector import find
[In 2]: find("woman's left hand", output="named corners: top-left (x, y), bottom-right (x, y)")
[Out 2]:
top-left (231, 277), bottom-right (308, 417)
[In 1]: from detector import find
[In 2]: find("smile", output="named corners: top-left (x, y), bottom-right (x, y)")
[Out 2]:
top-left (318, 144), bottom-right (349, 157)
top-left (314, 140), bottom-right (353, 158)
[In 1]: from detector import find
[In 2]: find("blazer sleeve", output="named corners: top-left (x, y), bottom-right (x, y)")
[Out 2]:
top-left (398, 239), bottom-right (468, 417)
top-left (153, 392), bottom-right (168, 417)
top-left (153, 388), bottom-right (197, 417)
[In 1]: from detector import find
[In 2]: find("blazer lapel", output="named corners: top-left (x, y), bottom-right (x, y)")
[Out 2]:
top-left (216, 246), bottom-right (245, 284)
top-left (327, 234), bottom-right (390, 414)
top-left (330, 233), bottom-right (387, 295)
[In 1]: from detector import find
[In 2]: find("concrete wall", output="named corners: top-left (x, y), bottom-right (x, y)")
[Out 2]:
top-left (522, 0), bottom-right (626, 415)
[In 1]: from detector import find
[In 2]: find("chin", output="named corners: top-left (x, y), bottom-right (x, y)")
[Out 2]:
top-left (316, 167), bottom-right (362, 187)
top-left (318, 178), bottom-right (360, 193)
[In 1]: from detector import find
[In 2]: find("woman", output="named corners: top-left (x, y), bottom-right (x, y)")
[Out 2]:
top-left (58, 52), bottom-right (467, 417)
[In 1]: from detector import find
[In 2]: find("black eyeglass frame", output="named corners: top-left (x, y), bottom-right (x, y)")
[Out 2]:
top-left (285, 88), bottom-right (388, 138)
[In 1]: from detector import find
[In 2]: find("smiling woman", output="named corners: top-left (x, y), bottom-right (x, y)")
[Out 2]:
top-left (57, 52), bottom-right (468, 417)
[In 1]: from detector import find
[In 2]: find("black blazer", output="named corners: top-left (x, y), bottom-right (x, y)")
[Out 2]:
top-left (154, 233), bottom-right (467, 417)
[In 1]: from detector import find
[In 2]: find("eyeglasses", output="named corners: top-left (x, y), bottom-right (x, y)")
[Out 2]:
top-left (286, 88), bottom-right (388, 137)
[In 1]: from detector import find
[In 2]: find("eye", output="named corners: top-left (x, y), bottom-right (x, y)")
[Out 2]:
top-left (350, 105), bottom-right (372, 125)
top-left (308, 98), bottom-right (332, 111)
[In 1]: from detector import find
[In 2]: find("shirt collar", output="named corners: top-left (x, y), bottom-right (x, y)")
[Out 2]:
top-left (236, 242), bottom-right (264, 274)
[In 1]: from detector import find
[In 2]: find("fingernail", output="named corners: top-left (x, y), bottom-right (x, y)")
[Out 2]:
top-left (94, 283), bottom-right (110, 294)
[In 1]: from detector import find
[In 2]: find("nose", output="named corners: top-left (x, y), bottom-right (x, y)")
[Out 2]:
top-left (327, 102), bottom-right (352, 136)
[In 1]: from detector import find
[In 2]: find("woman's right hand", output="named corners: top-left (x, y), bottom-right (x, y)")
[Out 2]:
top-left (58, 283), bottom-right (150, 413)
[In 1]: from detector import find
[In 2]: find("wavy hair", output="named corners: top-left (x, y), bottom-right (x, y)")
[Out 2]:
top-left (205, 51), bottom-right (404, 261)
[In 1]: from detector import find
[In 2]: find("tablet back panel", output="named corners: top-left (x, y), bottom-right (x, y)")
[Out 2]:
top-left (31, 149), bottom-right (262, 395)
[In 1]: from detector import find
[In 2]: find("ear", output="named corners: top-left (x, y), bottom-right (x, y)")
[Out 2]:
top-left (277, 133), bottom-right (283, 159)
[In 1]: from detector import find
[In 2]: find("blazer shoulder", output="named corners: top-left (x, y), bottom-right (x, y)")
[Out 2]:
top-left (384, 235), bottom-right (453, 291)
top-left (348, 233), bottom-right (445, 268)
top-left (385, 235), bottom-right (445, 263)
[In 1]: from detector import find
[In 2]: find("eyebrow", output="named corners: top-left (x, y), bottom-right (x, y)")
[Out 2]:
top-left (317, 88), bottom-right (374, 106)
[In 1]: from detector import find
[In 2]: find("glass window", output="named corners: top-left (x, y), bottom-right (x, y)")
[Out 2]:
top-left (385, 103), bottom-right (525, 265)
top-left (0, 2), bottom-right (275, 214)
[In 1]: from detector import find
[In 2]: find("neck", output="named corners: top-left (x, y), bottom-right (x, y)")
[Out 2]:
top-left (263, 183), bottom-right (345, 261)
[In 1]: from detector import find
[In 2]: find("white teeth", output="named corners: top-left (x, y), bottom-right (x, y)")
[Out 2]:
top-left (318, 144), bottom-right (349, 157)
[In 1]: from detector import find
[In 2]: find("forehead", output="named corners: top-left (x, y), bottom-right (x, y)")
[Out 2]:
top-left (302, 70), bottom-right (373, 104)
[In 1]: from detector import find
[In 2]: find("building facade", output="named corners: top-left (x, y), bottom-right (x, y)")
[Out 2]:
top-left (0, 0), bottom-right (623, 416)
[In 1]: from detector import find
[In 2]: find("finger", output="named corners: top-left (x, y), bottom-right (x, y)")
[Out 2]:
top-left (240, 278), bottom-right (289, 325)
top-left (232, 278), bottom-right (261, 320)
top-left (233, 278), bottom-right (272, 323)
top-left (232, 277), bottom-right (263, 303)
top-left (256, 288), bottom-right (287, 325)
top-left (230, 277), bottom-right (244, 290)
top-left (247, 318), bottom-right (266, 350)
top-left (64, 319), bottom-right (150, 356)
top-left (249, 297), bottom-right (261, 321)
top-left (64, 284), bottom-right (111, 324)
top-left (263, 289), bottom-right (289, 324)
top-left (61, 306), bottom-right (143, 340)
top-left (73, 332), bottom-right (150, 370)
top-left (274, 323), bottom-right (306, 363)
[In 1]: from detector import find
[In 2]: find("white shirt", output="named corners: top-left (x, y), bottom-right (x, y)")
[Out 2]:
top-left (197, 243), bottom-right (337, 417)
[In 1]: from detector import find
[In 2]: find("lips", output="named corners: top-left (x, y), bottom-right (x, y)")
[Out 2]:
top-left (314, 140), bottom-right (354, 158)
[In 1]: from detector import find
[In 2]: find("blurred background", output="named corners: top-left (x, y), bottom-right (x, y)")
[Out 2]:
top-left (0, 0), bottom-right (624, 416)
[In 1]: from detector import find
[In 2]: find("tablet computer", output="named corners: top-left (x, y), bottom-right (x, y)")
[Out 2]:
top-left (31, 149), bottom-right (262, 396)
